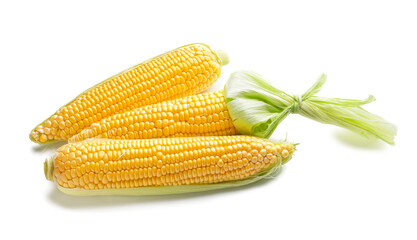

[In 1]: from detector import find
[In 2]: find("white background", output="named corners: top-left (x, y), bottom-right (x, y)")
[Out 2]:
top-left (1, 0), bottom-right (415, 239)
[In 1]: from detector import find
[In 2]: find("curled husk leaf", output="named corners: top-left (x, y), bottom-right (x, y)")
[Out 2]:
top-left (224, 71), bottom-right (397, 145)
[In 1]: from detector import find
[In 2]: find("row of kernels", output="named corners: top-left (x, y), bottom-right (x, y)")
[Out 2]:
top-left (56, 163), bottom-right (221, 188)
top-left (57, 148), bottom-right (231, 170)
top-left (57, 158), bottom-right (270, 189)
top-left (172, 128), bottom-right (237, 138)
top-left (67, 136), bottom-right (263, 155)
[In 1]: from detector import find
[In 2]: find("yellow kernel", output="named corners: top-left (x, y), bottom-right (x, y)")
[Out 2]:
top-left (59, 121), bottom-right (66, 130)
top-left (155, 120), bottom-right (163, 128)
top-left (39, 134), bottom-right (48, 143)
top-left (45, 120), bottom-right (52, 128)
top-left (163, 127), bottom-right (170, 136)
top-left (272, 145), bottom-right (281, 154)
top-left (281, 149), bottom-right (289, 158)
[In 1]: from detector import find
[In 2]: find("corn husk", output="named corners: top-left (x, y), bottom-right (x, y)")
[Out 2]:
top-left (224, 71), bottom-right (396, 145)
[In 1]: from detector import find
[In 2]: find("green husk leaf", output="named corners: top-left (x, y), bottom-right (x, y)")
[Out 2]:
top-left (224, 71), bottom-right (397, 145)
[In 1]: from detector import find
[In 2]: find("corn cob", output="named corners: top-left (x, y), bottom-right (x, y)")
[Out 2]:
top-left (30, 43), bottom-right (229, 144)
top-left (44, 136), bottom-right (294, 196)
top-left (69, 90), bottom-right (237, 142)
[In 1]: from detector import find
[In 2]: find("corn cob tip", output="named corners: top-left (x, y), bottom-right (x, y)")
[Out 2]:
top-left (277, 142), bottom-right (296, 165)
top-left (214, 50), bottom-right (229, 66)
top-left (29, 130), bottom-right (37, 142)
top-left (44, 156), bottom-right (54, 182)
top-left (29, 125), bottom-right (47, 143)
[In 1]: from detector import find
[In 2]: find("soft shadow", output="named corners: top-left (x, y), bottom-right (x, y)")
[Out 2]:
top-left (48, 167), bottom-right (286, 209)
top-left (32, 141), bottom-right (67, 153)
top-left (333, 129), bottom-right (387, 150)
